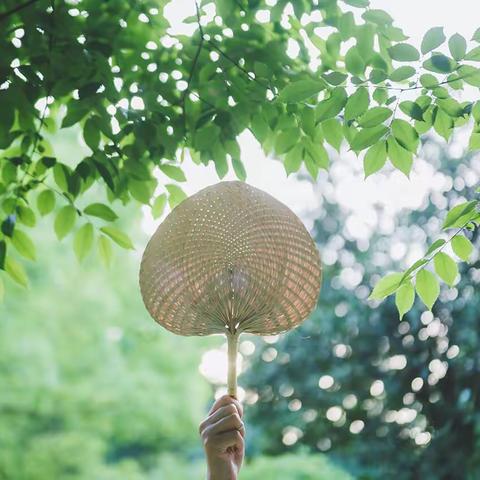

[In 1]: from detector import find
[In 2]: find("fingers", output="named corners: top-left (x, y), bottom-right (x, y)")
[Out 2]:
top-left (202, 404), bottom-right (238, 430)
top-left (208, 394), bottom-right (243, 418)
top-left (200, 406), bottom-right (245, 438)
top-left (207, 411), bottom-right (245, 437)
top-left (205, 429), bottom-right (244, 451)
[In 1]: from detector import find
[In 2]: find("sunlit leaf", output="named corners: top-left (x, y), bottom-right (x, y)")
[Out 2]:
top-left (54, 205), bottom-right (77, 240)
top-left (451, 235), bottom-right (474, 261)
top-left (11, 229), bottom-right (36, 261)
top-left (100, 226), bottom-right (134, 250)
top-left (73, 223), bottom-right (94, 262)
top-left (363, 141), bottom-right (387, 178)
top-left (433, 252), bottom-right (458, 286)
top-left (5, 257), bottom-right (28, 288)
top-left (278, 79), bottom-right (327, 103)
top-left (37, 190), bottom-right (56, 216)
top-left (159, 164), bottom-right (187, 182)
top-left (415, 269), bottom-right (439, 310)
top-left (98, 235), bottom-right (113, 267)
top-left (395, 281), bottom-right (415, 320)
top-left (369, 272), bottom-right (403, 300)
top-left (421, 26), bottom-right (446, 54)
top-left (388, 43), bottom-right (420, 61)
top-left (84, 203), bottom-right (118, 221)
top-left (344, 87), bottom-right (369, 121)
top-left (448, 33), bottom-right (467, 60)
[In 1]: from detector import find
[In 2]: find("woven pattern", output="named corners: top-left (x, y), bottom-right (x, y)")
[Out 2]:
top-left (139, 181), bottom-right (321, 337)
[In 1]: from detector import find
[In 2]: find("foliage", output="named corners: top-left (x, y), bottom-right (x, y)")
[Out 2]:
top-left (0, 214), bottom-right (352, 479)
top-left (242, 141), bottom-right (480, 479)
top-left (0, 0), bottom-right (479, 309)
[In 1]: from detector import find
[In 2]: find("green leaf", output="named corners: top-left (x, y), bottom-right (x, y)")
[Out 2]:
top-left (443, 201), bottom-right (478, 228)
top-left (17, 206), bottom-right (36, 227)
top-left (345, 47), bottom-right (365, 76)
top-left (159, 164), bottom-right (187, 182)
top-left (465, 46), bottom-right (480, 61)
top-left (37, 190), bottom-right (56, 216)
top-left (1, 216), bottom-right (15, 238)
top-left (436, 98), bottom-right (464, 118)
top-left (251, 113), bottom-right (269, 142)
top-left (74, 223), bottom-right (94, 262)
top-left (433, 108), bottom-right (454, 141)
top-left (358, 107), bottom-right (392, 127)
top-left (389, 66), bottom-right (416, 82)
top-left (350, 125), bottom-right (388, 151)
top-left (472, 102), bottom-right (480, 122)
top-left (425, 239), bottom-right (446, 256)
top-left (395, 281), bottom-right (415, 320)
top-left (363, 141), bottom-right (387, 178)
top-left (448, 33), bottom-right (467, 60)
top-left (0, 277), bottom-right (3, 302)
top-left (54, 205), bottom-right (77, 240)
top-left (343, 0), bottom-right (369, 7)
top-left (151, 194), bottom-right (167, 219)
top-left (100, 226), bottom-right (134, 250)
top-left (420, 73), bottom-right (438, 89)
top-left (316, 87), bottom-right (348, 122)
top-left (469, 132), bottom-right (480, 150)
top-left (391, 119), bottom-right (419, 152)
top-left (460, 65), bottom-right (480, 87)
top-left (11, 229), bottom-right (36, 261)
top-left (402, 258), bottom-right (429, 281)
top-left (399, 101), bottom-right (424, 121)
top-left (129, 178), bottom-right (155, 204)
top-left (344, 87), bottom-right (369, 121)
top-left (451, 235), bottom-right (474, 261)
top-left (423, 54), bottom-right (455, 74)
top-left (388, 43), bottom-right (420, 61)
top-left (284, 144), bottom-right (303, 175)
top-left (369, 272), bottom-right (403, 300)
top-left (303, 138), bottom-right (329, 170)
top-left (322, 72), bottom-right (348, 86)
top-left (0, 240), bottom-right (5, 269)
top-left (212, 141), bottom-right (228, 179)
top-left (322, 118), bottom-right (343, 151)
top-left (84, 203), bottom-right (118, 221)
top-left (166, 184), bottom-right (187, 209)
top-left (434, 252), bottom-right (458, 286)
top-left (275, 128), bottom-right (299, 155)
top-left (98, 235), bottom-right (113, 267)
top-left (93, 160), bottom-right (115, 192)
top-left (83, 116), bottom-right (101, 151)
top-left (415, 269), bottom-right (439, 310)
top-left (278, 79), bottom-right (327, 103)
top-left (362, 9), bottom-right (393, 25)
top-left (387, 136), bottom-right (413, 177)
top-left (421, 27), bottom-right (446, 54)
top-left (231, 157), bottom-right (246, 181)
top-left (5, 257), bottom-right (28, 288)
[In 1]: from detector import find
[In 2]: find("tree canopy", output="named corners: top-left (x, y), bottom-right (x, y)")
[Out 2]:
top-left (0, 0), bottom-right (479, 317)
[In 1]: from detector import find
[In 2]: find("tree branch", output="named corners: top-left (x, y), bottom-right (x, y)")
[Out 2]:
top-left (181, 1), bottom-right (204, 131)
top-left (0, 0), bottom-right (42, 22)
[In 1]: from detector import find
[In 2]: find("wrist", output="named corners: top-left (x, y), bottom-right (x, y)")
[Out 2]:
top-left (207, 463), bottom-right (237, 480)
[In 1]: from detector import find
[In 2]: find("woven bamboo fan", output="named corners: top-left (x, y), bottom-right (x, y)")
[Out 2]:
top-left (139, 181), bottom-right (321, 397)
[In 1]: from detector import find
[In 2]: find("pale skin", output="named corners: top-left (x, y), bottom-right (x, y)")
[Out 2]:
top-left (199, 395), bottom-right (246, 480)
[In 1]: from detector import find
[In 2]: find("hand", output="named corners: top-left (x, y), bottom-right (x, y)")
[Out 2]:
top-left (199, 395), bottom-right (245, 480)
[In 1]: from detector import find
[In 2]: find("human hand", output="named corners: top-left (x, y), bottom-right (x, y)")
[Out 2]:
top-left (199, 395), bottom-right (245, 480)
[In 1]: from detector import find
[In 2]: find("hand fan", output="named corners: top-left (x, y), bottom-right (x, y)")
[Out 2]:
top-left (139, 181), bottom-right (321, 397)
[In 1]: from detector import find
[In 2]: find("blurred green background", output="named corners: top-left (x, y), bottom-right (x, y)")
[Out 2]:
top-left (1, 136), bottom-right (479, 480)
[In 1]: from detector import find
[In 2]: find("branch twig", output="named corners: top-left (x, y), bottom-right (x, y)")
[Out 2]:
top-left (0, 0), bottom-right (42, 22)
